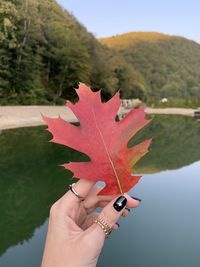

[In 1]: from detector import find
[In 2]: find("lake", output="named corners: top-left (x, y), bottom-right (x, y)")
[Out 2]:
top-left (0, 115), bottom-right (200, 267)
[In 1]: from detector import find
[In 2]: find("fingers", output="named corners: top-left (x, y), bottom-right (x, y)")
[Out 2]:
top-left (83, 186), bottom-right (140, 213)
top-left (54, 177), bottom-right (141, 223)
top-left (81, 212), bottom-right (120, 231)
top-left (83, 188), bottom-right (116, 213)
top-left (63, 179), bottom-right (95, 204)
top-left (56, 179), bottom-right (96, 219)
top-left (85, 195), bottom-right (128, 240)
top-left (72, 179), bottom-right (96, 198)
top-left (125, 193), bottom-right (141, 208)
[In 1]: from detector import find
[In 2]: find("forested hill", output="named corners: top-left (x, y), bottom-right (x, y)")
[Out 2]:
top-left (1, 1), bottom-right (200, 105)
top-left (100, 32), bottom-right (200, 104)
top-left (1, 0), bottom-right (138, 104)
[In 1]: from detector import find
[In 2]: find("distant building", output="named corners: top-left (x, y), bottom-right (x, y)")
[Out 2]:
top-left (160, 98), bottom-right (168, 103)
top-left (122, 99), bottom-right (132, 109)
top-left (122, 98), bottom-right (142, 109)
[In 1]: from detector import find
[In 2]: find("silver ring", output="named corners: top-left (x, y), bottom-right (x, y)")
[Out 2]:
top-left (68, 184), bottom-right (85, 201)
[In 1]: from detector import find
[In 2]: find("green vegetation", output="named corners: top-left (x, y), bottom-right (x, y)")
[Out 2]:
top-left (100, 32), bottom-right (200, 107)
top-left (1, 1), bottom-right (200, 105)
top-left (0, 0), bottom-right (142, 104)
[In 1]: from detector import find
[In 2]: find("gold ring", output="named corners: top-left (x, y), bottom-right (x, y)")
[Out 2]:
top-left (68, 184), bottom-right (85, 201)
top-left (93, 217), bottom-right (112, 239)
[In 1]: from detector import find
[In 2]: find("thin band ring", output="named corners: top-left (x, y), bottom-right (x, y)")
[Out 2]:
top-left (93, 217), bottom-right (112, 239)
top-left (68, 184), bottom-right (85, 201)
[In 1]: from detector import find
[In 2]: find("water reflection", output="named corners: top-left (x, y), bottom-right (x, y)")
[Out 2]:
top-left (0, 115), bottom-right (200, 266)
top-left (0, 221), bottom-right (48, 267)
top-left (132, 115), bottom-right (200, 173)
top-left (0, 126), bottom-right (84, 256)
top-left (98, 161), bottom-right (200, 267)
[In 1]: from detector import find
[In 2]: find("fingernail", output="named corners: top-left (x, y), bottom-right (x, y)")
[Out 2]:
top-left (125, 207), bottom-right (131, 212)
top-left (131, 196), bottom-right (142, 202)
top-left (116, 222), bottom-right (120, 228)
top-left (113, 196), bottom-right (127, 212)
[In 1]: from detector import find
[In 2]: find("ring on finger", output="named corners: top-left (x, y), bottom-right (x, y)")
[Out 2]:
top-left (68, 184), bottom-right (85, 201)
top-left (93, 217), bottom-right (112, 239)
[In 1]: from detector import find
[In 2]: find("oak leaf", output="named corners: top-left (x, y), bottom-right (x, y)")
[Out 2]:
top-left (43, 84), bottom-right (151, 195)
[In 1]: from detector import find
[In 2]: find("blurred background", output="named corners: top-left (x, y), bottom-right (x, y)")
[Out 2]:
top-left (0, 1), bottom-right (200, 266)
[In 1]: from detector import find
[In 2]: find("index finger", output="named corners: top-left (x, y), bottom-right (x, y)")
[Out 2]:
top-left (58, 179), bottom-right (96, 214)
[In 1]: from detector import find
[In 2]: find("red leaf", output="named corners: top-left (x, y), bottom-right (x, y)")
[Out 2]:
top-left (43, 84), bottom-right (151, 195)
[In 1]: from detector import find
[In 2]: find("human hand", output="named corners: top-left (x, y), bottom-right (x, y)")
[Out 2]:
top-left (41, 179), bottom-right (140, 267)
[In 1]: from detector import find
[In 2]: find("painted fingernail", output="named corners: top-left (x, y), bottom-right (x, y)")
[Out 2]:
top-left (131, 196), bottom-right (142, 202)
top-left (116, 222), bottom-right (120, 228)
top-left (125, 207), bottom-right (131, 212)
top-left (113, 196), bottom-right (127, 212)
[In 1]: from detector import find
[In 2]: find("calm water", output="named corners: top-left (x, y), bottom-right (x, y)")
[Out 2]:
top-left (0, 115), bottom-right (200, 267)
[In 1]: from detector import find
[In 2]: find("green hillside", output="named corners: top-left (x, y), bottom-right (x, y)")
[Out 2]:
top-left (1, 0), bottom-right (140, 104)
top-left (1, 1), bottom-right (200, 105)
top-left (100, 32), bottom-right (200, 106)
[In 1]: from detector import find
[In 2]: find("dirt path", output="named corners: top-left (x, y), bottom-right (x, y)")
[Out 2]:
top-left (145, 107), bottom-right (195, 116)
top-left (0, 105), bottom-right (197, 131)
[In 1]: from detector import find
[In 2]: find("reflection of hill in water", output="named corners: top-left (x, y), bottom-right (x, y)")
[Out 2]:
top-left (0, 115), bottom-right (200, 255)
top-left (0, 127), bottom-right (85, 256)
top-left (131, 115), bottom-right (200, 173)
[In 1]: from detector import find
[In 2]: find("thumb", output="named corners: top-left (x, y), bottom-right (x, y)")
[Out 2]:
top-left (86, 195), bottom-right (127, 241)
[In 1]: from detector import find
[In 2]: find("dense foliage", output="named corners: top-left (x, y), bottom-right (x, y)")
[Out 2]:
top-left (0, 0), bottom-right (143, 104)
top-left (100, 32), bottom-right (200, 105)
top-left (1, 1), bottom-right (200, 105)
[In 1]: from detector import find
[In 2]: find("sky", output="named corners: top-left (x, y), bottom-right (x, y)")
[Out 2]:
top-left (56, 0), bottom-right (200, 43)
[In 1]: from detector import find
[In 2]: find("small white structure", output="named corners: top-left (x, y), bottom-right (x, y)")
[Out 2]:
top-left (122, 99), bottom-right (132, 109)
top-left (122, 98), bottom-right (142, 109)
top-left (160, 98), bottom-right (168, 103)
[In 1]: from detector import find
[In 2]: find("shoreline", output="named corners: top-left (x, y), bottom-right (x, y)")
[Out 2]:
top-left (0, 105), bottom-right (197, 131)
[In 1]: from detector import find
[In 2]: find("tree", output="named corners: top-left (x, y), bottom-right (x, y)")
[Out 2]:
top-left (0, 1), bottom-right (18, 99)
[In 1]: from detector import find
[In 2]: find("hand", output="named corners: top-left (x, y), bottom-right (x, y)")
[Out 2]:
top-left (41, 179), bottom-right (140, 267)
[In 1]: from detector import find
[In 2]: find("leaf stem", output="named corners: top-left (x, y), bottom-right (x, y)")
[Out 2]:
top-left (92, 108), bottom-right (123, 194)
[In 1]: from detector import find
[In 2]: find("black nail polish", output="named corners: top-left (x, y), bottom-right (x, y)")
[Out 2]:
top-left (131, 196), bottom-right (142, 202)
top-left (116, 222), bottom-right (120, 228)
top-left (113, 196), bottom-right (127, 212)
top-left (125, 207), bottom-right (131, 212)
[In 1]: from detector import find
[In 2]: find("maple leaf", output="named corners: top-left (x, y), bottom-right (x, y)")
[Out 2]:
top-left (43, 84), bottom-right (151, 195)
